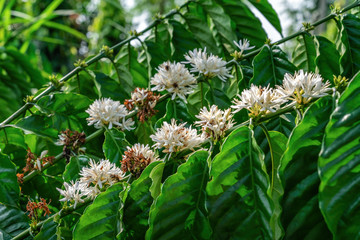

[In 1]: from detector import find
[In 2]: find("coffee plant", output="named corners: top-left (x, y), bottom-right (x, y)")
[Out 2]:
top-left (1, 0), bottom-right (360, 239)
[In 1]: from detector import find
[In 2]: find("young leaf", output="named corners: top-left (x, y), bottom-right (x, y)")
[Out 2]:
top-left (318, 72), bottom-right (360, 238)
top-left (146, 151), bottom-right (211, 240)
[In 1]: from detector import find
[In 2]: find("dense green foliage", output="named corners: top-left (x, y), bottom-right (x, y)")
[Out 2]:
top-left (1, 0), bottom-right (360, 239)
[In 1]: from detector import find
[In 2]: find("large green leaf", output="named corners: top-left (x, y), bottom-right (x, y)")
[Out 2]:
top-left (338, 14), bottom-right (360, 77)
top-left (103, 128), bottom-right (128, 166)
top-left (184, 9), bottom-right (221, 55)
top-left (34, 218), bottom-right (57, 240)
top-left (314, 36), bottom-right (340, 82)
top-left (146, 151), bottom-right (211, 240)
top-left (73, 182), bottom-right (125, 239)
top-left (0, 127), bottom-right (27, 150)
top-left (248, 0), bottom-right (282, 34)
top-left (120, 161), bottom-right (162, 239)
top-left (206, 126), bottom-right (274, 239)
top-left (200, 0), bottom-right (237, 53)
top-left (14, 115), bottom-right (59, 140)
top-left (250, 45), bottom-right (297, 87)
top-left (292, 33), bottom-right (316, 72)
top-left (318, 72), bottom-right (360, 238)
top-left (0, 204), bottom-right (29, 240)
top-left (0, 153), bottom-right (19, 206)
top-left (280, 97), bottom-right (333, 239)
top-left (217, 0), bottom-right (267, 47)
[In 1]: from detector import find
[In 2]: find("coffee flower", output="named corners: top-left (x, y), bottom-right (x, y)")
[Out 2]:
top-left (151, 61), bottom-right (197, 102)
top-left (86, 98), bottom-right (134, 130)
top-left (233, 39), bottom-right (255, 59)
top-left (79, 159), bottom-right (125, 190)
top-left (121, 143), bottom-right (160, 178)
top-left (277, 70), bottom-right (331, 105)
top-left (124, 88), bottom-right (160, 122)
top-left (195, 105), bottom-right (235, 142)
top-left (183, 48), bottom-right (232, 81)
top-left (57, 181), bottom-right (89, 208)
top-left (231, 84), bottom-right (286, 118)
top-left (151, 119), bottom-right (204, 153)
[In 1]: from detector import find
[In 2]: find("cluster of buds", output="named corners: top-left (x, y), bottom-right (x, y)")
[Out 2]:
top-left (124, 88), bottom-right (160, 122)
top-left (26, 198), bottom-right (51, 232)
top-left (56, 129), bottom-right (86, 161)
top-left (21, 149), bottom-right (54, 182)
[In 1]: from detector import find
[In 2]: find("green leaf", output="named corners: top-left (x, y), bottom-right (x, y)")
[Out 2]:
top-left (318, 72), bottom-right (360, 238)
top-left (93, 72), bottom-right (130, 100)
top-left (63, 155), bottom-right (90, 182)
top-left (134, 122), bottom-right (154, 145)
top-left (146, 151), bottom-right (212, 240)
top-left (0, 153), bottom-right (19, 206)
top-left (217, 0), bottom-right (267, 47)
top-left (0, 127), bottom-right (27, 150)
top-left (266, 131), bottom-right (287, 240)
top-left (0, 204), bottom-right (29, 240)
top-left (207, 126), bottom-right (273, 239)
top-left (279, 97), bottom-right (333, 239)
top-left (250, 45), bottom-right (297, 87)
top-left (314, 36), bottom-right (340, 82)
top-left (34, 218), bottom-right (57, 240)
top-left (120, 161), bottom-right (161, 239)
top-left (149, 162), bottom-right (165, 199)
top-left (292, 33), bottom-right (316, 72)
top-left (14, 115), bottom-right (58, 140)
top-left (338, 14), bottom-right (360, 77)
top-left (200, 0), bottom-right (237, 53)
top-left (103, 128), bottom-right (128, 166)
top-left (248, 0), bottom-right (282, 34)
top-left (168, 20), bottom-right (201, 60)
top-left (183, 10), bottom-right (221, 55)
top-left (73, 183), bottom-right (125, 240)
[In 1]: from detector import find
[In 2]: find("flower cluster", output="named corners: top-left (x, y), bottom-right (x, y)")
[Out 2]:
top-left (151, 61), bottom-right (197, 102)
top-left (231, 70), bottom-right (331, 118)
top-left (56, 129), bottom-right (86, 161)
top-left (232, 39), bottom-right (255, 59)
top-left (86, 98), bottom-right (134, 130)
top-left (231, 84), bottom-right (285, 118)
top-left (22, 149), bottom-right (54, 174)
top-left (26, 198), bottom-right (51, 225)
top-left (57, 159), bottom-right (124, 208)
top-left (121, 143), bottom-right (160, 178)
top-left (195, 105), bottom-right (235, 142)
top-left (277, 70), bottom-right (331, 105)
top-left (124, 88), bottom-right (160, 122)
top-left (151, 119), bottom-right (204, 153)
top-left (184, 48), bottom-right (232, 81)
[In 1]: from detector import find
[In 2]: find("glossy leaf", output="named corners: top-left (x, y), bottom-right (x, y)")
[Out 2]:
top-left (292, 33), bottom-right (316, 72)
top-left (146, 151), bottom-right (211, 240)
top-left (250, 45), bottom-right (297, 87)
top-left (318, 72), bottom-right (360, 238)
top-left (338, 14), bottom-right (360, 77)
top-left (0, 153), bottom-right (19, 206)
top-left (207, 126), bottom-right (274, 239)
top-left (0, 204), bottom-right (29, 240)
top-left (248, 0), bottom-right (282, 34)
top-left (63, 155), bottom-right (90, 182)
top-left (314, 36), bottom-right (340, 82)
top-left (280, 97), bottom-right (333, 239)
top-left (34, 218), bottom-right (57, 240)
top-left (103, 128), bottom-right (128, 166)
top-left (73, 183), bottom-right (125, 239)
top-left (120, 161), bottom-right (162, 239)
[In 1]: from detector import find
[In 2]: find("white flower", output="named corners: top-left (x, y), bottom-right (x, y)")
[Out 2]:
top-left (150, 119), bottom-right (204, 153)
top-left (277, 70), bottom-right (331, 105)
top-left (86, 98), bottom-right (134, 130)
top-left (57, 181), bottom-right (89, 208)
top-left (195, 105), bottom-right (235, 142)
top-left (79, 159), bottom-right (124, 190)
top-left (151, 61), bottom-right (197, 102)
top-left (231, 84), bottom-right (286, 118)
top-left (183, 48), bottom-right (232, 81)
top-left (122, 143), bottom-right (160, 177)
top-left (233, 39), bottom-right (255, 55)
